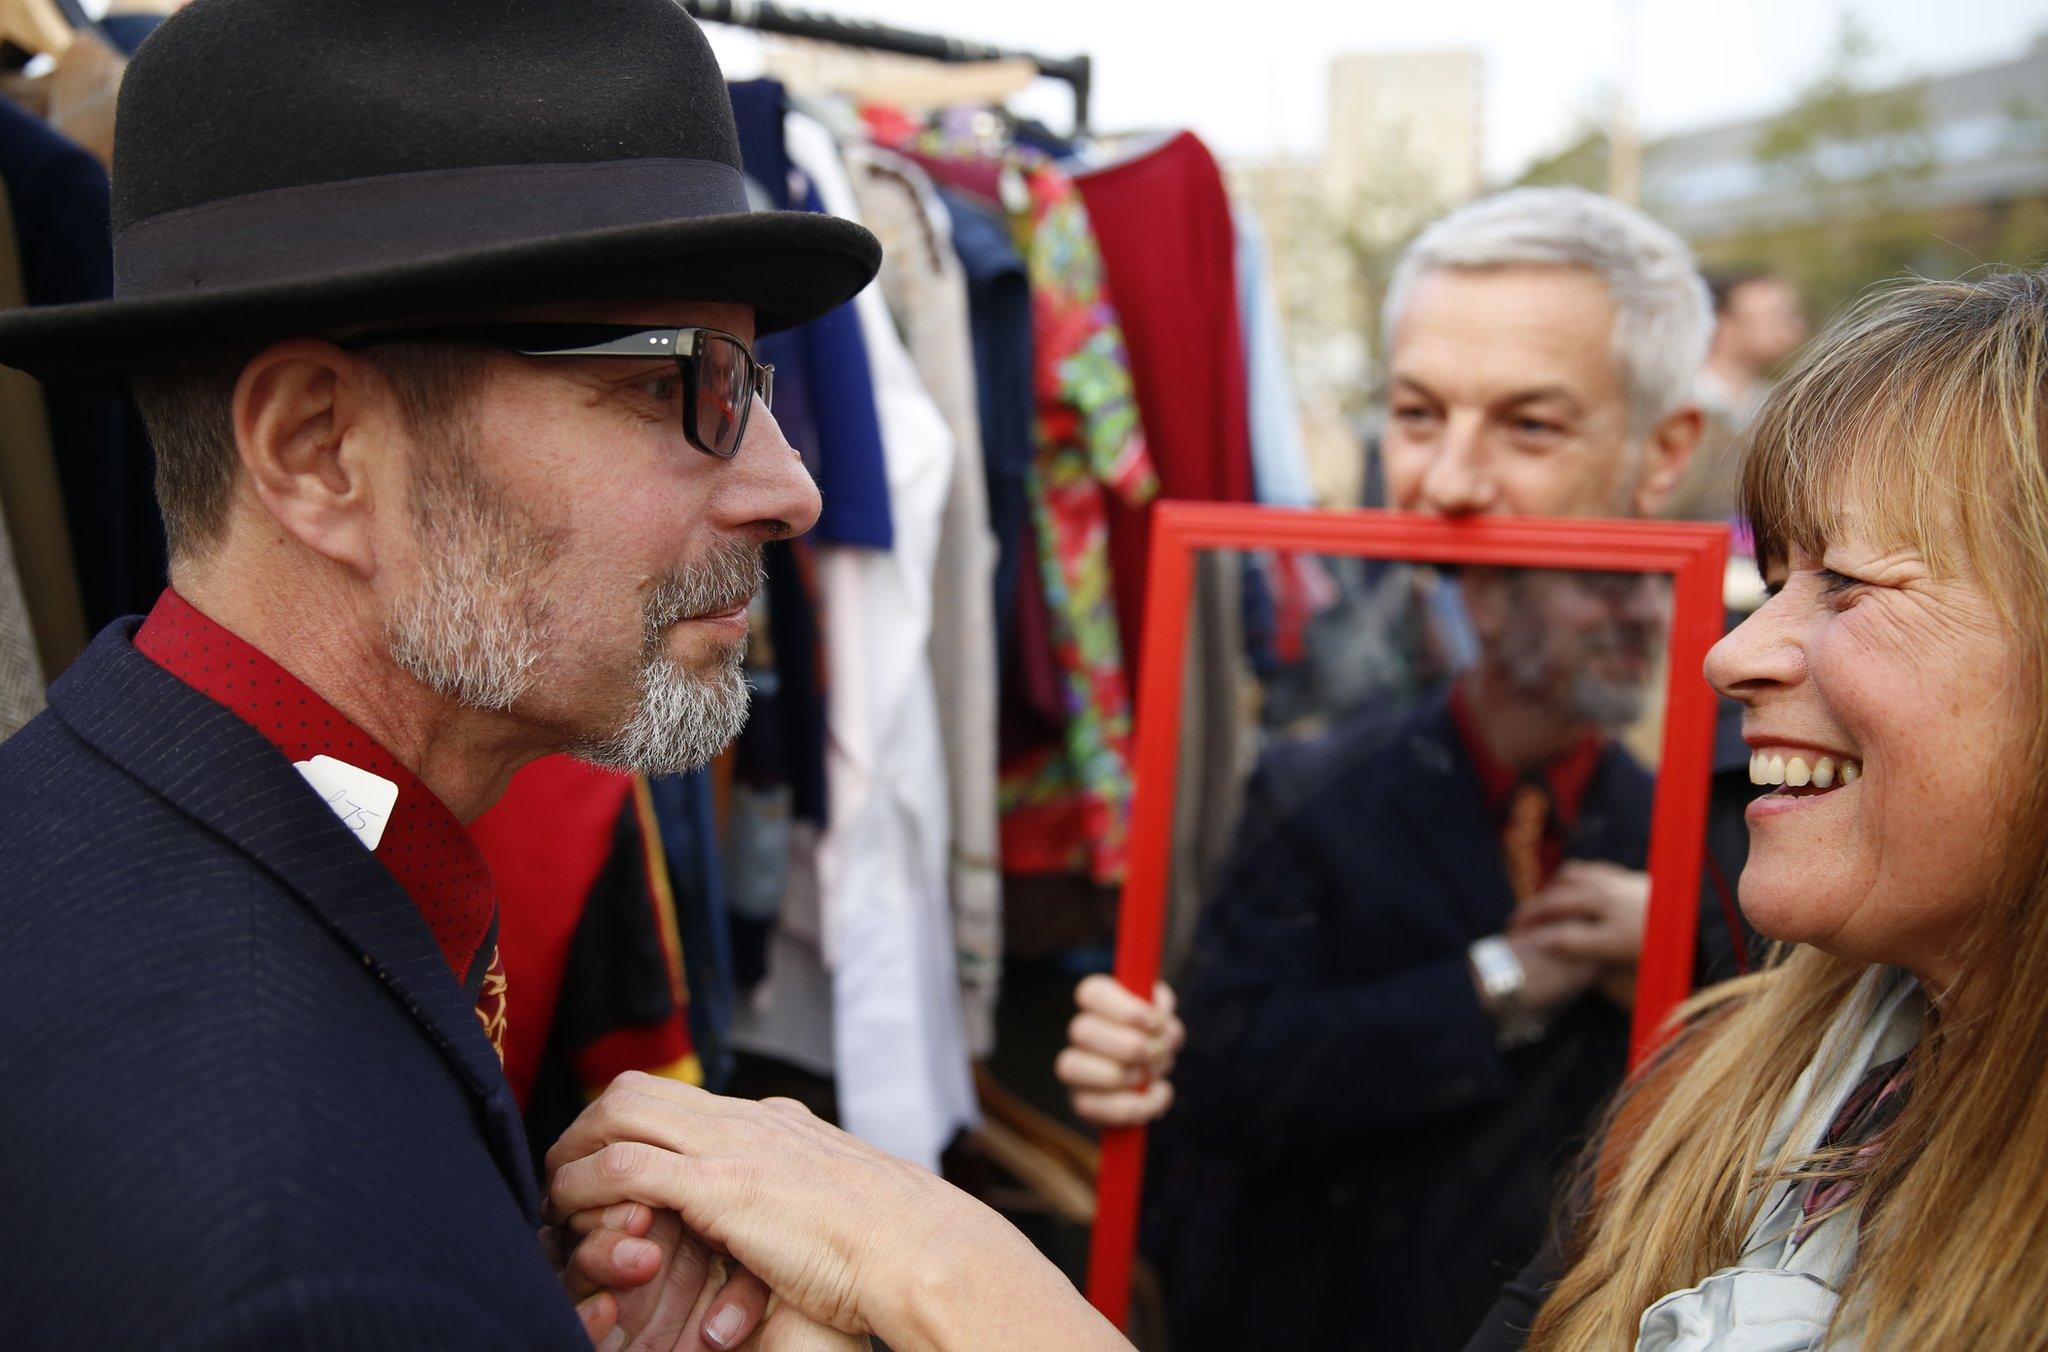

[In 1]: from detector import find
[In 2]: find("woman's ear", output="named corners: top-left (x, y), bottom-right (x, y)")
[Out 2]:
top-left (232, 340), bottom-right (390, 577)
top-left (1632, 405), bottom-right (1706, 518)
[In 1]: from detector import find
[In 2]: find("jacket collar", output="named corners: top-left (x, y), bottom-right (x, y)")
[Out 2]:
top-left (1389, 691), bottom-right (1521, 937)
top-left (48, 620), bottom-right (540, 1216)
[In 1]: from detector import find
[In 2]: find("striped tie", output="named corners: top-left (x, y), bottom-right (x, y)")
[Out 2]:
top-left (475, 942), bottom-right (509, 1065)
top-left (1501, 782), bottom-right (1551, 904)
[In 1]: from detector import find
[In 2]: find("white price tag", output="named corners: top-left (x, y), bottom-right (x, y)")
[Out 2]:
top-left (294, 754), bottom-right (399, 851)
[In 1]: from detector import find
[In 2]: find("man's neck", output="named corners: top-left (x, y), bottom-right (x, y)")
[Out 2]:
top-left (1461, 666), bottom-right (1593, 778)
top-left (174, 562), bottom-right (542, 821)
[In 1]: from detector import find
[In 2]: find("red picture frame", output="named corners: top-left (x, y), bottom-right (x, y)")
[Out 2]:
top-left (1084, 503), bottom-right (1732, 1330)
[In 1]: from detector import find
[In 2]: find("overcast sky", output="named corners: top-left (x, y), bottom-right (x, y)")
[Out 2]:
top-left (702, 0), bottom-right (2048, 181)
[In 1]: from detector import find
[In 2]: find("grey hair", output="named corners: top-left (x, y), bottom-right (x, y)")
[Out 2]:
top-left (1382, 187), bottom-right (1713, 436)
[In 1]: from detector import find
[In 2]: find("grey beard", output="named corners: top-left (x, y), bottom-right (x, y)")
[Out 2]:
top-left (1567, 670), bottom-right (1649, 732)
top-left (569, 538), bottom-right (765, 775)
top-left (1500, 630), bottom-right (1651, 733)
top-left (386, 463), bottom-right (556, 713)
top-left (570, 646), bottom-right (751, 775)
top-left (387, 432), bottom-right (764, 773)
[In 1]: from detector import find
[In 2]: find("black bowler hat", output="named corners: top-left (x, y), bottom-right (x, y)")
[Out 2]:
top-left (0, 0), bottom-right (881, 383)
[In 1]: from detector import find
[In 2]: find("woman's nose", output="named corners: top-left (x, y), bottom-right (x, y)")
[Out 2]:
top-left (1704, 590), bottom-right (1804, 702)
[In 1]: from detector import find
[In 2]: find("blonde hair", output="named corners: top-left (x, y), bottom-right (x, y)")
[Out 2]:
top-left (1527, 270), bottom-right (2048, 1350)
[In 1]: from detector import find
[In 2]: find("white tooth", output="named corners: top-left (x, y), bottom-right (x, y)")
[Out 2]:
top-left (1840, 762), bottom-right (1860, 786)
top-left (1811, 757), bottom-right (1835, 789)
top-left (1750, 752), bottom-right (1767, 785)
top-left (1767, 754), bottom-right (1786, 786)
top-left (1785, 756), bottom-right (1811, 787)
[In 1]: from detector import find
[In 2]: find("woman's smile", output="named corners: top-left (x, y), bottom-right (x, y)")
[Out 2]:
top-left (1744, 738), bottom-right (1862, 819)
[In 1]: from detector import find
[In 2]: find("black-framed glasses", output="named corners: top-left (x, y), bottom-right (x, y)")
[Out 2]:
top-left (338, 323), bottom-right (774, 459)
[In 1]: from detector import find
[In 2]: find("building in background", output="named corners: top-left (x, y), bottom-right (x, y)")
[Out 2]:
top-left (1649, 33), bottom-right (2048, 239)
top-left (1647, 31), bottom-right (2048, 318)
top-left (1324, 50), bottom-right (1485, 244)
top-left (1228, 48), bottom-right (1487, 505)
top-left (1522, 26), bottom-right (2048, 323)
top-left (1227, 154), bottom-right (1370, 506)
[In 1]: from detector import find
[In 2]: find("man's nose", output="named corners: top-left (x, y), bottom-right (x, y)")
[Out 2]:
top-left (722, 406), bottom-right (822, 540)
top-left (1417, 415), bottom-right (1497, 516)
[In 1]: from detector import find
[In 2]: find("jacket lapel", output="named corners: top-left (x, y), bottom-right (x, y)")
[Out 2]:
top-left (1567, 744), bottom-right (1655, 871)
top-left (1386, 692), bottom-right (1519, 939)
top-left (50, 623), bottom-right (539, 1216)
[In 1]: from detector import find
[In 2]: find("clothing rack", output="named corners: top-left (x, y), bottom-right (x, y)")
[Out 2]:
top-left (681, 0), bottom-right (1092, 133)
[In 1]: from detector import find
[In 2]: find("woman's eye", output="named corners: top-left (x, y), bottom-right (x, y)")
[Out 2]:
top-left (1815, 567), bottom-right (1866, 601)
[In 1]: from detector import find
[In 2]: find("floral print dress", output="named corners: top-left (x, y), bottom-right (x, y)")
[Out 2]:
top-left (996, 159), bottom-right (1157, 884)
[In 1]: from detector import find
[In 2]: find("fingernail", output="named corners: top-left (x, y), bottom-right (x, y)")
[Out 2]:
top-left (599, 1329), bottom-right (626, 1352)
top-left (603, 1203), bottom-right (638, 1230)
top-left (618, 1237), bottom-right (660, 1268)
top-left (705, 1302), bottom-right (746, 1348)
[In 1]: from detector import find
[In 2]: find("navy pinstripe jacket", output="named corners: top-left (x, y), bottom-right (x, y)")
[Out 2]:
top-left (0, 621), bottom-right (589, 1349)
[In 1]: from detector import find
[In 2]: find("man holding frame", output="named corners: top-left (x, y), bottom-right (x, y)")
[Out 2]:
top-left (1058, 188), bottom-right (1753, 1347)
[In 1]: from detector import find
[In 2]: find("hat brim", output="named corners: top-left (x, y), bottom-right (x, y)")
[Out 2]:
top-left (0, 208), bottom-right (880, 387)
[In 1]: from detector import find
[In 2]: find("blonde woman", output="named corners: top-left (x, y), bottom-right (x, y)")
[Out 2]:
top-left (543, 271), bottom-right (2048, 1352)
top-left (1496, 269), bottom-right (2048, 1348)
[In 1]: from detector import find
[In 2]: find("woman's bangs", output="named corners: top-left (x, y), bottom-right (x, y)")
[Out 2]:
top-left (1740, 356), bottom-right (1932, 577)
top-left (1740, 296), bottom-right (2002, 582)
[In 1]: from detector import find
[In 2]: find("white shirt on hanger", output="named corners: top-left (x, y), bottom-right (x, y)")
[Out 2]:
top-left (752, 109), bottom-right (976, 1172)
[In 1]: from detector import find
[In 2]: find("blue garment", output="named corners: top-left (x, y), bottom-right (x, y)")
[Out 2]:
top-left (727, 80), bottom-right (892, 549)
top-left (1159, 689), bottom-right (1652, 1351)
top-left (97, 12), bottom-right (163, 55)
top-left (647, 771), bottom-right (738, 1092)
top-left (0, 100), bottom-right (164, 632)
top-left (1159, 684), bottom-right (1755, 1351)
top-left (0, 622), bottom-right (585, 1349)
top-left (938, 188), bottom-right (1035, 671)
top-left (793, 181), bottom-right (894, 549)
top-left (723, 81), bottom-right (838, 831)
top-left (1233, 207), bottom-right (1316, 508)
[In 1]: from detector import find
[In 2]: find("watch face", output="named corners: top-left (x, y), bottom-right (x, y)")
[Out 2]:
top-left (1471, 937), bottom-right (1524, 1000)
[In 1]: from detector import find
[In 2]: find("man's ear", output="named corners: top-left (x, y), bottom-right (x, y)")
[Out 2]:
top-left (1630, 404), bottom-right (1705, 518)
top-left (232, 340), bottom-right (392, 576)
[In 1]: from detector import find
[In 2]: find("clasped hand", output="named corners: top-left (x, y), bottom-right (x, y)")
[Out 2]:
top-left (542, 1089), bottom-right (870, 1351)
top-left (539, 1073), bottom-right (1125, 1352)
top-left (1508, 859), bottom-right (1651, 1008)
top-left (541, 1073), bottom-right (972, 1351)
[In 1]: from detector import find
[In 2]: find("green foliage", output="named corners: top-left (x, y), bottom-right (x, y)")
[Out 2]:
top-left (1751, 16), bottom-right (1935, 190)
top-left (1697, 14), bottom-right (2013, 321)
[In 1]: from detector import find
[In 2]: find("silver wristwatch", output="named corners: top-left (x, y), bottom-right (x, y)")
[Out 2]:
top-left (1469, 935), bottom-right (1546, 1050)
